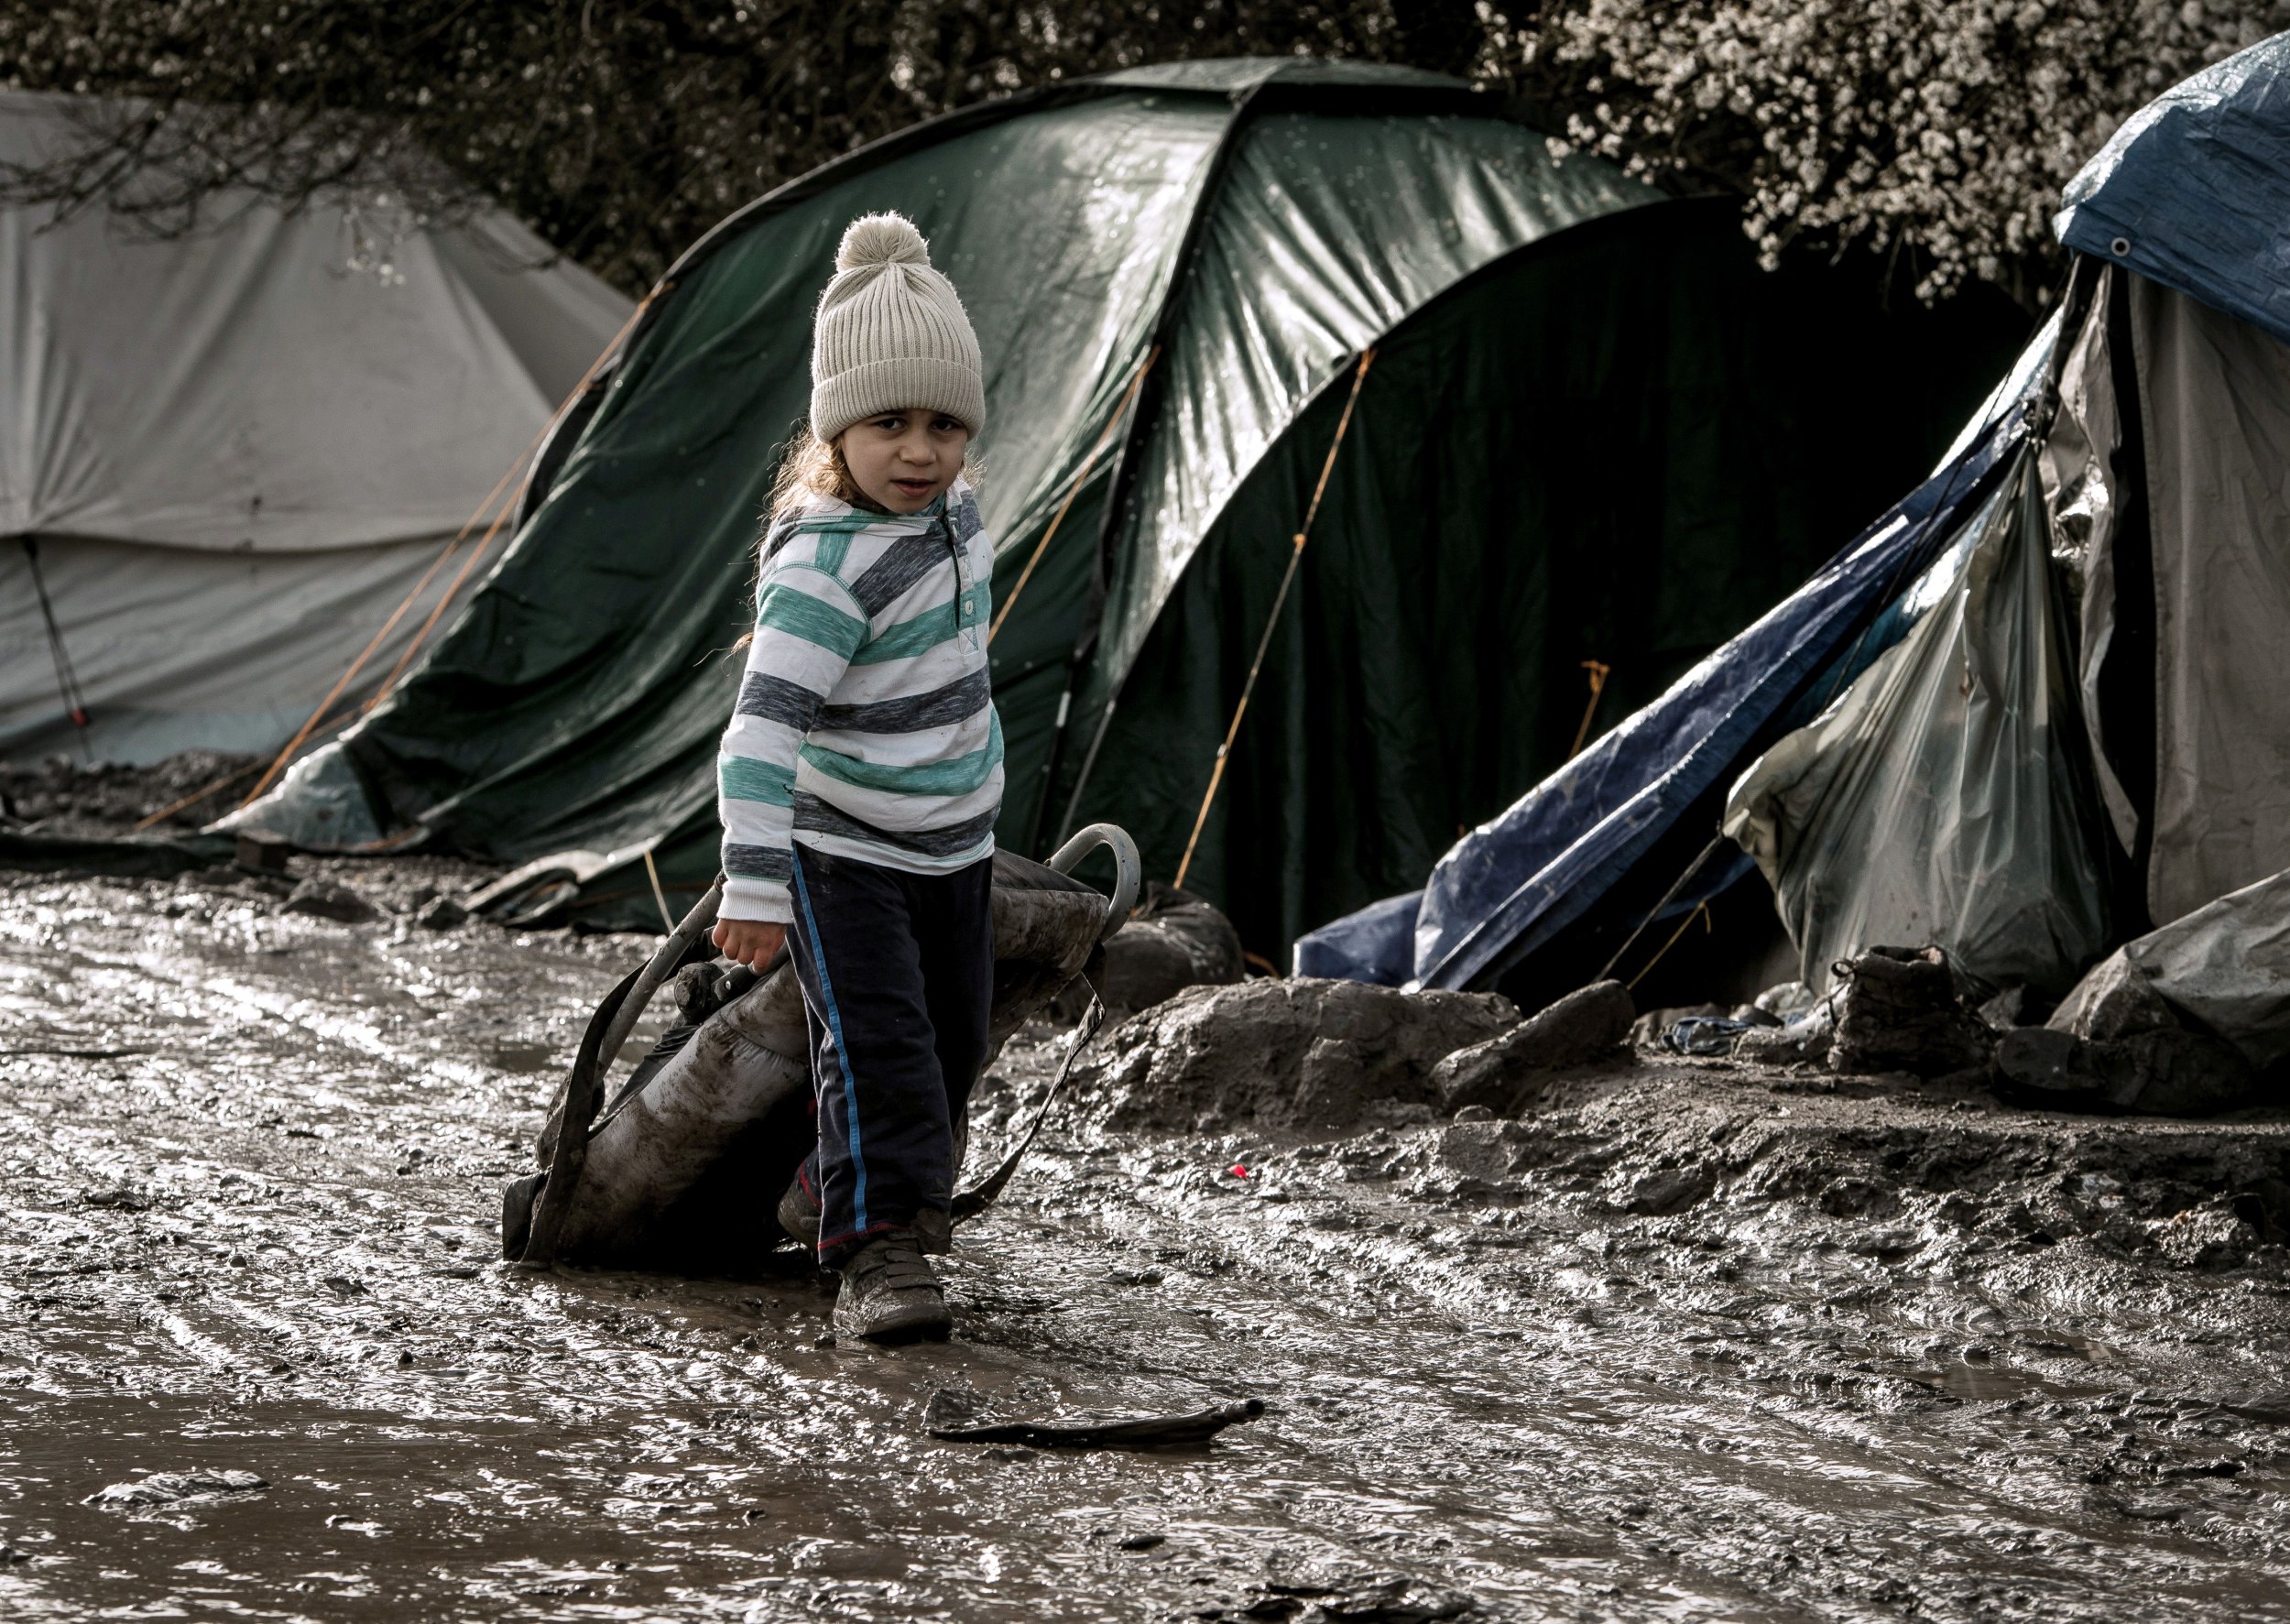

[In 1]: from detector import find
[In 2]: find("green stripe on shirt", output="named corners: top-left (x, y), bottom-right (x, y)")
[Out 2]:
top-left (801, 719), bottom-right (1001, 798)
top-left (854, 602), bottom-right (956, 664)
top-left (719, 756), bottom-right (794, 805)
top-left (758, 582), bottom-right (867, 654)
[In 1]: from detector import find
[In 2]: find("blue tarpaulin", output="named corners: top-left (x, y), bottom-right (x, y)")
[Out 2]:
top-left (2057, 32), bottom-right (2290, 350)
top-left (1295, 331), bottom-right (2055, 990)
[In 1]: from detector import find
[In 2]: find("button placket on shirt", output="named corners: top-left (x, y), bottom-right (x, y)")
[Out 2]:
top-left (945, 517), bottom-right (984, 650)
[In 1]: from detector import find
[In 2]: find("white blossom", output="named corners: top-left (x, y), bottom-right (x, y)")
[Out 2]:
top-left (1484, 0), bottom-right (2290, 302)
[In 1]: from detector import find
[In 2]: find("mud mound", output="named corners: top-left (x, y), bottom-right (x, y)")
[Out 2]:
top-left (1387, 1058), bottom-right (2290, 1267)
top-left (1076, 976), bottom-right (1516, 1135)
top-left (0, 750), bottom-right (257, 834)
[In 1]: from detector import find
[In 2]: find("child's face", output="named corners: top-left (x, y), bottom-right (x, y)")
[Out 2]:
top-left (837, 411), bottom-right (971, 514)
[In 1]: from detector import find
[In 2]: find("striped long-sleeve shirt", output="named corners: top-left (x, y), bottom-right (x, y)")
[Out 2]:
top-left (716, 482), bottom-right (1003, 923)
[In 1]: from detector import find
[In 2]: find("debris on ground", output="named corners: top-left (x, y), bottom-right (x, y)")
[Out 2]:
top-left (1660, 1014), bottom-right (1754, 1057)
top-left (1431, 979), bottom-right (1634, 1114)
top-left (1080, 976), bottom-right (1515, 1133)
top-left (1825, 945), bottom-right (1992, 1077)
top-left (413, 894), bottom-right (469, 930)
top-left (1996, 1024), bottom-right (2261, 1116)
top-left (280, 877), bottom-right (382, 924)
top-left (924, 1388), bottom-right (1266, 1448)
top-left (85, 1470), bottom-right (268, 1510)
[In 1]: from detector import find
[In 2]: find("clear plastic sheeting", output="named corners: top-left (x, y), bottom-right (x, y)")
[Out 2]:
top-left (2131, 274), bottom-right (2290, 926)
top-left (2064, 865), bottom-right (2290, 1070)
top-left (1724, 451), bottom-right (2111, 997)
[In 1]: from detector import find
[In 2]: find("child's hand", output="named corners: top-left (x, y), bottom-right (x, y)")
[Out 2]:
top-left (713, 919), bottom-right (788, 971)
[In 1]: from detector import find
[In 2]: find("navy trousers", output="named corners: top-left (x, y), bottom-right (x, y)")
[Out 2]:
top-left (785, 845), bottom-right (994, 1265)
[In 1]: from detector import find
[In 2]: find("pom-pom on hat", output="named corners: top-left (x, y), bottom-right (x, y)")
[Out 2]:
top-left (809, 213), bottom-right (986, 443)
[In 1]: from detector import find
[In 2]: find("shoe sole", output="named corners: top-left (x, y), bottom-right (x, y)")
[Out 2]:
top-left (835, 1306), bottom-right (953, 1345)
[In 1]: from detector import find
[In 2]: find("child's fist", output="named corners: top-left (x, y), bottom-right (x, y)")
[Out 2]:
top-left (713, 918), bottom-right (787, 971)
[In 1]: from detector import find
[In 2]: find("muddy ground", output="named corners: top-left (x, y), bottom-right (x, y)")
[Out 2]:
top-left (5, 844), bottom-right (2290, 1620)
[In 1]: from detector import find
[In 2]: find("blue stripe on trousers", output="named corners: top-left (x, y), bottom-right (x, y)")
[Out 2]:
top-left (791, 853), bottom-right (868, 1233)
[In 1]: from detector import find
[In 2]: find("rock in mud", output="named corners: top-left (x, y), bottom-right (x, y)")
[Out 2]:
top-left (1080, 977), bottom-right (1515, 1134)
top-left (87, 1469), bottom-right (267, 1509)
top-left (2156, 1195), bottom-right (2266, 1269)
top-left (1827, 946), bottom-right (1990, 1077)
top-left (1096, 883), bottom-right (1245, 1019)
top-left (1432, 980), bottom-right (1634, 1115)
top-left (280, 877), bottom-right (379, 924)
top-left (412, 894), bottom-right (468, 930)
top-left (1734, 999), bottom-right (1836, 1066)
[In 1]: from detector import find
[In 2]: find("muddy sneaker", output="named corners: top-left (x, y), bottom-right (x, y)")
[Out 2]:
top-left (775, 1172), bottom-right (821, 1249)
top-left (833, 1229), bottom-right (951, 1345)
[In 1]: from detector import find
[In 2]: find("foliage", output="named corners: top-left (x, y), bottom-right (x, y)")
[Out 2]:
top-left (1, 2), bottom-right (2285, 305)
top-left (1484, 0), bottom-right (2290, 304)
top-left (0, 1), bottom-right (1477, 295)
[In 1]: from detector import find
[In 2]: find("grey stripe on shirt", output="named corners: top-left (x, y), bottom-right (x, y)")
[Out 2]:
top-left (791, 790), bottom-right (1000, 859)
top-left (817, 668), bottom-right (991, 735)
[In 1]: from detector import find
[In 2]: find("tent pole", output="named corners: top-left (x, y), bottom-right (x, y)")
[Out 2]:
top-left (1172, 347), bottom-right (1378, 891)
top-left (1595, 834), bottom-right (1726, 985)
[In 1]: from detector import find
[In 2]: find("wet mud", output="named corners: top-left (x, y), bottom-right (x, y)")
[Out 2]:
top-left (6, 864), bottom-right (2290, 1620)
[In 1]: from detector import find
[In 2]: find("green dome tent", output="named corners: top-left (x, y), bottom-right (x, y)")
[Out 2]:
top-left (234, 59), bottom-right (2023, 943)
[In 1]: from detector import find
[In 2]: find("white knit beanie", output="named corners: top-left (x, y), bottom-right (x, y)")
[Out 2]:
top-left (809, 213), bottom-right (986, 443)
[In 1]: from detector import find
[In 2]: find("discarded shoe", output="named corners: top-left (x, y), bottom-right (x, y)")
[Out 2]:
top-left (775, 1171), bottom-right (821, 1249)
top-left (834, 1228), bottom-right (952, 1344)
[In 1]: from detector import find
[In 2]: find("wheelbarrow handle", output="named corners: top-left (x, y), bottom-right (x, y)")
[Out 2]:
top-left (1046, 823), bottom-right (1140, 941)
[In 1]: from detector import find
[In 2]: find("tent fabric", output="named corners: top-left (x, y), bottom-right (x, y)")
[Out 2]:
top-left (2070, 864), bottom-right (2290, 1070)
top-left (1297, 316), bottom-right (2055, 991)
top-left (237, 60), bottom-right (2023, 941)
top-left (1721, 451), bottom-right (2112, 996)
top-left (2130, 271), bottom-right (2290, 925)
top-left (1066, 205), bottom-right (2032, 955)
top-left (2, 537), bottom-right (449, 761)
top-left (2039, 263), bottom-right (2143, 856)
top-left (0, 88), bottom-right (633, 759)
top-left (2056, 31), bottom-right (2290, 351)
top-left (1308, 34), bottom-right (2290, 1010)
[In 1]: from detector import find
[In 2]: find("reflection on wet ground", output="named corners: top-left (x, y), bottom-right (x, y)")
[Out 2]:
top-left (5, 871), bottom-right (2290, 1620)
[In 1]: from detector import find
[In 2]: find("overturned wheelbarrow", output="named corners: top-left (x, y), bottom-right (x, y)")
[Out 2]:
top-left (502, 826), bottom-right (1138, 1273)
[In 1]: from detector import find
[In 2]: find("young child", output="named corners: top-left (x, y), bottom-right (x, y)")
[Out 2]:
top-left (710, 213), bottom-right (999, 1345)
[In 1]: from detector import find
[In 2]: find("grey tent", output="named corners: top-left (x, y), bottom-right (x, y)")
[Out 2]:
top-left (0, 90), bottom-right (632, 763)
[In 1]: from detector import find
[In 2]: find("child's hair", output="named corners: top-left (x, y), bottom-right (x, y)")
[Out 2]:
top-left (767, 427), bottom-right (862, 523)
